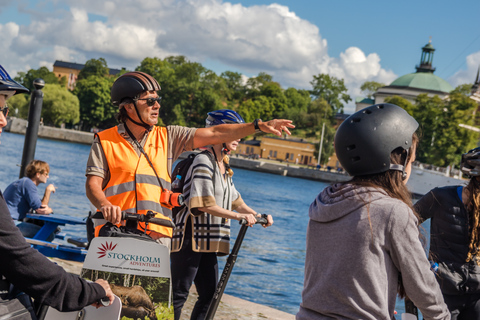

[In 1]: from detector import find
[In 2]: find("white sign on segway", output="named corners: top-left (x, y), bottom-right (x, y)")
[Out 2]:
top-left (81, 237), bottom-right (173, 320)
top-left (83, 237), bottom-right (170, 277)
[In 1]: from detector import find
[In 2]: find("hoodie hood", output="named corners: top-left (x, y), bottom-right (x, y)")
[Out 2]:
top-left (309, 183), bottom-right (389, 223)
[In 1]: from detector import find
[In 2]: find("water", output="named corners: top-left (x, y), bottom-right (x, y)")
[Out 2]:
top-left (0, 131), bottom-right (429, 317)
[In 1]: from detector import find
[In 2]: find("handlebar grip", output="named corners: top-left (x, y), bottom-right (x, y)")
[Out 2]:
top-left (120, 211), bottom-right (175, 228)
top-left (148, 217), bottom-right (176, 228)
top-left (239, 214), bottom-right (269, 225)
top-left (99, 297), bottom-right (110, 307)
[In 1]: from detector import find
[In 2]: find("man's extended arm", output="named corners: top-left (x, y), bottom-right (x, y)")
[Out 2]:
top-left (192, 119), bottom-right (294, 149)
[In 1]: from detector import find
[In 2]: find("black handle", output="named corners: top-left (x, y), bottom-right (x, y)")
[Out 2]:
top-left (121, 211), bottom-right (175, 228)
top-left (239, 214), bottom-right (269, 225)
top-left (99, 297), bottom-right (110, 307)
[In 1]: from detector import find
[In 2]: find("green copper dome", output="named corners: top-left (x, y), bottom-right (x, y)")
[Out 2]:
top-left (389, 72), bottom-right (453, 93)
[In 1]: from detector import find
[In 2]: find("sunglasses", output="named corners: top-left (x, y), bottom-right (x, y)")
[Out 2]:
top-left (0, 105), bottom-right (8, 117)
top-left (134, 97), bottom-right (161, 106)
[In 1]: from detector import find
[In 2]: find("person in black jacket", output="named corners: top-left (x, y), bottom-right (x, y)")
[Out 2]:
top-left (415, 147), bottom-right (480, 319)
top-left (0, 64), bottom-right (114, 314)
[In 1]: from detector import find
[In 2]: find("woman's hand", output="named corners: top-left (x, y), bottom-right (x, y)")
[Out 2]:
top-left (258, 214), bottom-right (274, 228)
top-left (240, 213), bottom-right (257, 227)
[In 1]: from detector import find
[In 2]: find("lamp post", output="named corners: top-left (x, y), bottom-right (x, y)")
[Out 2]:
top-left (317, 122), bottom-right (325, 166)
top-left (19, 78), bottom-right (45, 178)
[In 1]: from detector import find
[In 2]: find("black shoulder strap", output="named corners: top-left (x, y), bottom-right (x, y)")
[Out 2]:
top-left (124, 124), bottom-right (165, 189)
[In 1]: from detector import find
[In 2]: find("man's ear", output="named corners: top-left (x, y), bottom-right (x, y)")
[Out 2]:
top-left (123, 102), bottom-right (135, 113)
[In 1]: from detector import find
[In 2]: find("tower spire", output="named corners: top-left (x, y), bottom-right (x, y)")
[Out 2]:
top-left (416, 38), bottom-right (436, 73)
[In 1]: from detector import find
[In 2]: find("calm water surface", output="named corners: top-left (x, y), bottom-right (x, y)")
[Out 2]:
top-left (0, 131), bottom-right (431, 317)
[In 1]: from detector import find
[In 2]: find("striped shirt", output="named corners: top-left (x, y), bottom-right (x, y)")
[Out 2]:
top-left (171, 152), bottom-right (244, 255)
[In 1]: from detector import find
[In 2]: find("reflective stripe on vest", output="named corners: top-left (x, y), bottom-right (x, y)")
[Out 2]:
top-left (95, 126), bottom-right (173, 237)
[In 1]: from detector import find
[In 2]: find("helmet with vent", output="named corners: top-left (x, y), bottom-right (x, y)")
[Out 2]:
top-left (111, 71), bottom-right (161, 106)
top-left (334, 103), bottom-right (418, 177)
top-left (205, 109), bottom-right (245, 127)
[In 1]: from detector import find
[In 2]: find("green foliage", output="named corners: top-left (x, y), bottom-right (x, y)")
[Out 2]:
top-left (360, 81), bottom-right (385, 99)
top-left (310, 74), bottom-right (351, 113)
top-left (304, 99), bottom-right (335, 163)
top-left (384, 95), bottom-right (415, 115)
top-left (78, 58), bottom-right (110, 79)
top-left (14, 66), bottom-right (60, 92)
top-left (41, 84), bottom-right (80, 126)
top-left (408, 93), bottom-right (478, 167)
top-left (74, 75), bottom-right (115, 130)
top-left (6, 93), bottom-right (29, 119)
top-left (137, 56), bottom-right (224, 127)
top-left (451, 83), bottom-right (474, 95)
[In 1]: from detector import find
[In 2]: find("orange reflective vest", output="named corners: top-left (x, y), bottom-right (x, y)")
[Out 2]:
top-left (94, 126), bottom-right (173, 238)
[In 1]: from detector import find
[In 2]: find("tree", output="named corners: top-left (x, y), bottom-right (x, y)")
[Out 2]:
top-left (220, 71), bottom-right (245, 100)
top-left (259, 82), bottom-right (288, 118)
top-left (78, 58), bottom-right (110, 80)
top-left (303, 98), bottom-right (335, 165)
top-left (310, 74), bottom-right (351, 114)
top-left (384, 95), bottom-right (415, 115)
top-left (237, 96), bottom-right (274, 123)
top-left (137, 56), bottom-right (225, 128)
top-left (41, 84), bottom-right (80, 126)
top-left (410, 92), bottom-right (478, 167)
top-left (6, 93), bottom-right (29, 119)
top-left (74, 75), bottom-right (114, 130)
top-left (14, 67), bottom-right (60, 92)
top-left (360, 81), bottom-right (385, 99)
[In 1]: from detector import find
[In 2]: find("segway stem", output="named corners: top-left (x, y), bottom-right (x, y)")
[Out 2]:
top-left (205, 215), bottom-right (268, 320)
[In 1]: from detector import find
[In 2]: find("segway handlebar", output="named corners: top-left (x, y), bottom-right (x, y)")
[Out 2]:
top-left (121, 211), bottom-right (175, 228)
top-left (98, 297), bottom-right (111, 307)
top-left (239, 214), bottom-right (268, 225)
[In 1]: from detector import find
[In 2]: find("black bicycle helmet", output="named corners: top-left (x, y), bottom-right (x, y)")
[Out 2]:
top-left (111, 71), bottom-right (161, 129)
top-left (0, 65), bottom-right (29, 97)
top-left (334, 103), bottom-right (419, 177)
top-left (461, 147), bottom-right (480, 177)
top-left (111, 71), bottom-right (161, 106)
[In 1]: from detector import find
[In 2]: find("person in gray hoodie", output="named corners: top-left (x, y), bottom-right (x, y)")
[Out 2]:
top-left (297, 103), bottom-right (450, 320)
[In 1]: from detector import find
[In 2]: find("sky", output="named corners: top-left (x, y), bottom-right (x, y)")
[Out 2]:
top-left (1, 0), bottom-right (479, 114)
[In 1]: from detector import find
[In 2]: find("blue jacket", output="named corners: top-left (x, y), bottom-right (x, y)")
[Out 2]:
top-left (3, 177), bottom-right (42, 220)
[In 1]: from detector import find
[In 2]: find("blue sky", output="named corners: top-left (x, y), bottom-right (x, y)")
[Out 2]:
top-left (1, 0), bottom-right (479, 113)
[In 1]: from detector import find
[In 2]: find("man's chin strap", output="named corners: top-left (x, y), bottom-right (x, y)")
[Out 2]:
top-left (125, 101), bottom-right (153, 130)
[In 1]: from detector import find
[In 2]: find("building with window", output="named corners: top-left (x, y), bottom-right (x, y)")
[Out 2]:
top-left (237, 136), bottom-right (316, 165)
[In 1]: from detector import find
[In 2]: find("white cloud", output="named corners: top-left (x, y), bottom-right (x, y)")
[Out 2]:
top-left (1, 0), bottom-right (398, 115)
top-left (449, 51), bottom-right (480, 87)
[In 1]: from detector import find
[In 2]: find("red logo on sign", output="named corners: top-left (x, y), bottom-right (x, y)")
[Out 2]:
top-left (97, 242), bottom-right (117, 258)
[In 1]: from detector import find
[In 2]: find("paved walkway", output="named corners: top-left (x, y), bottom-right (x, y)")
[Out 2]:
top-left (52, 258), bottom-right (296, 320)
top-left (180, 285), bottom-right (295, 320)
